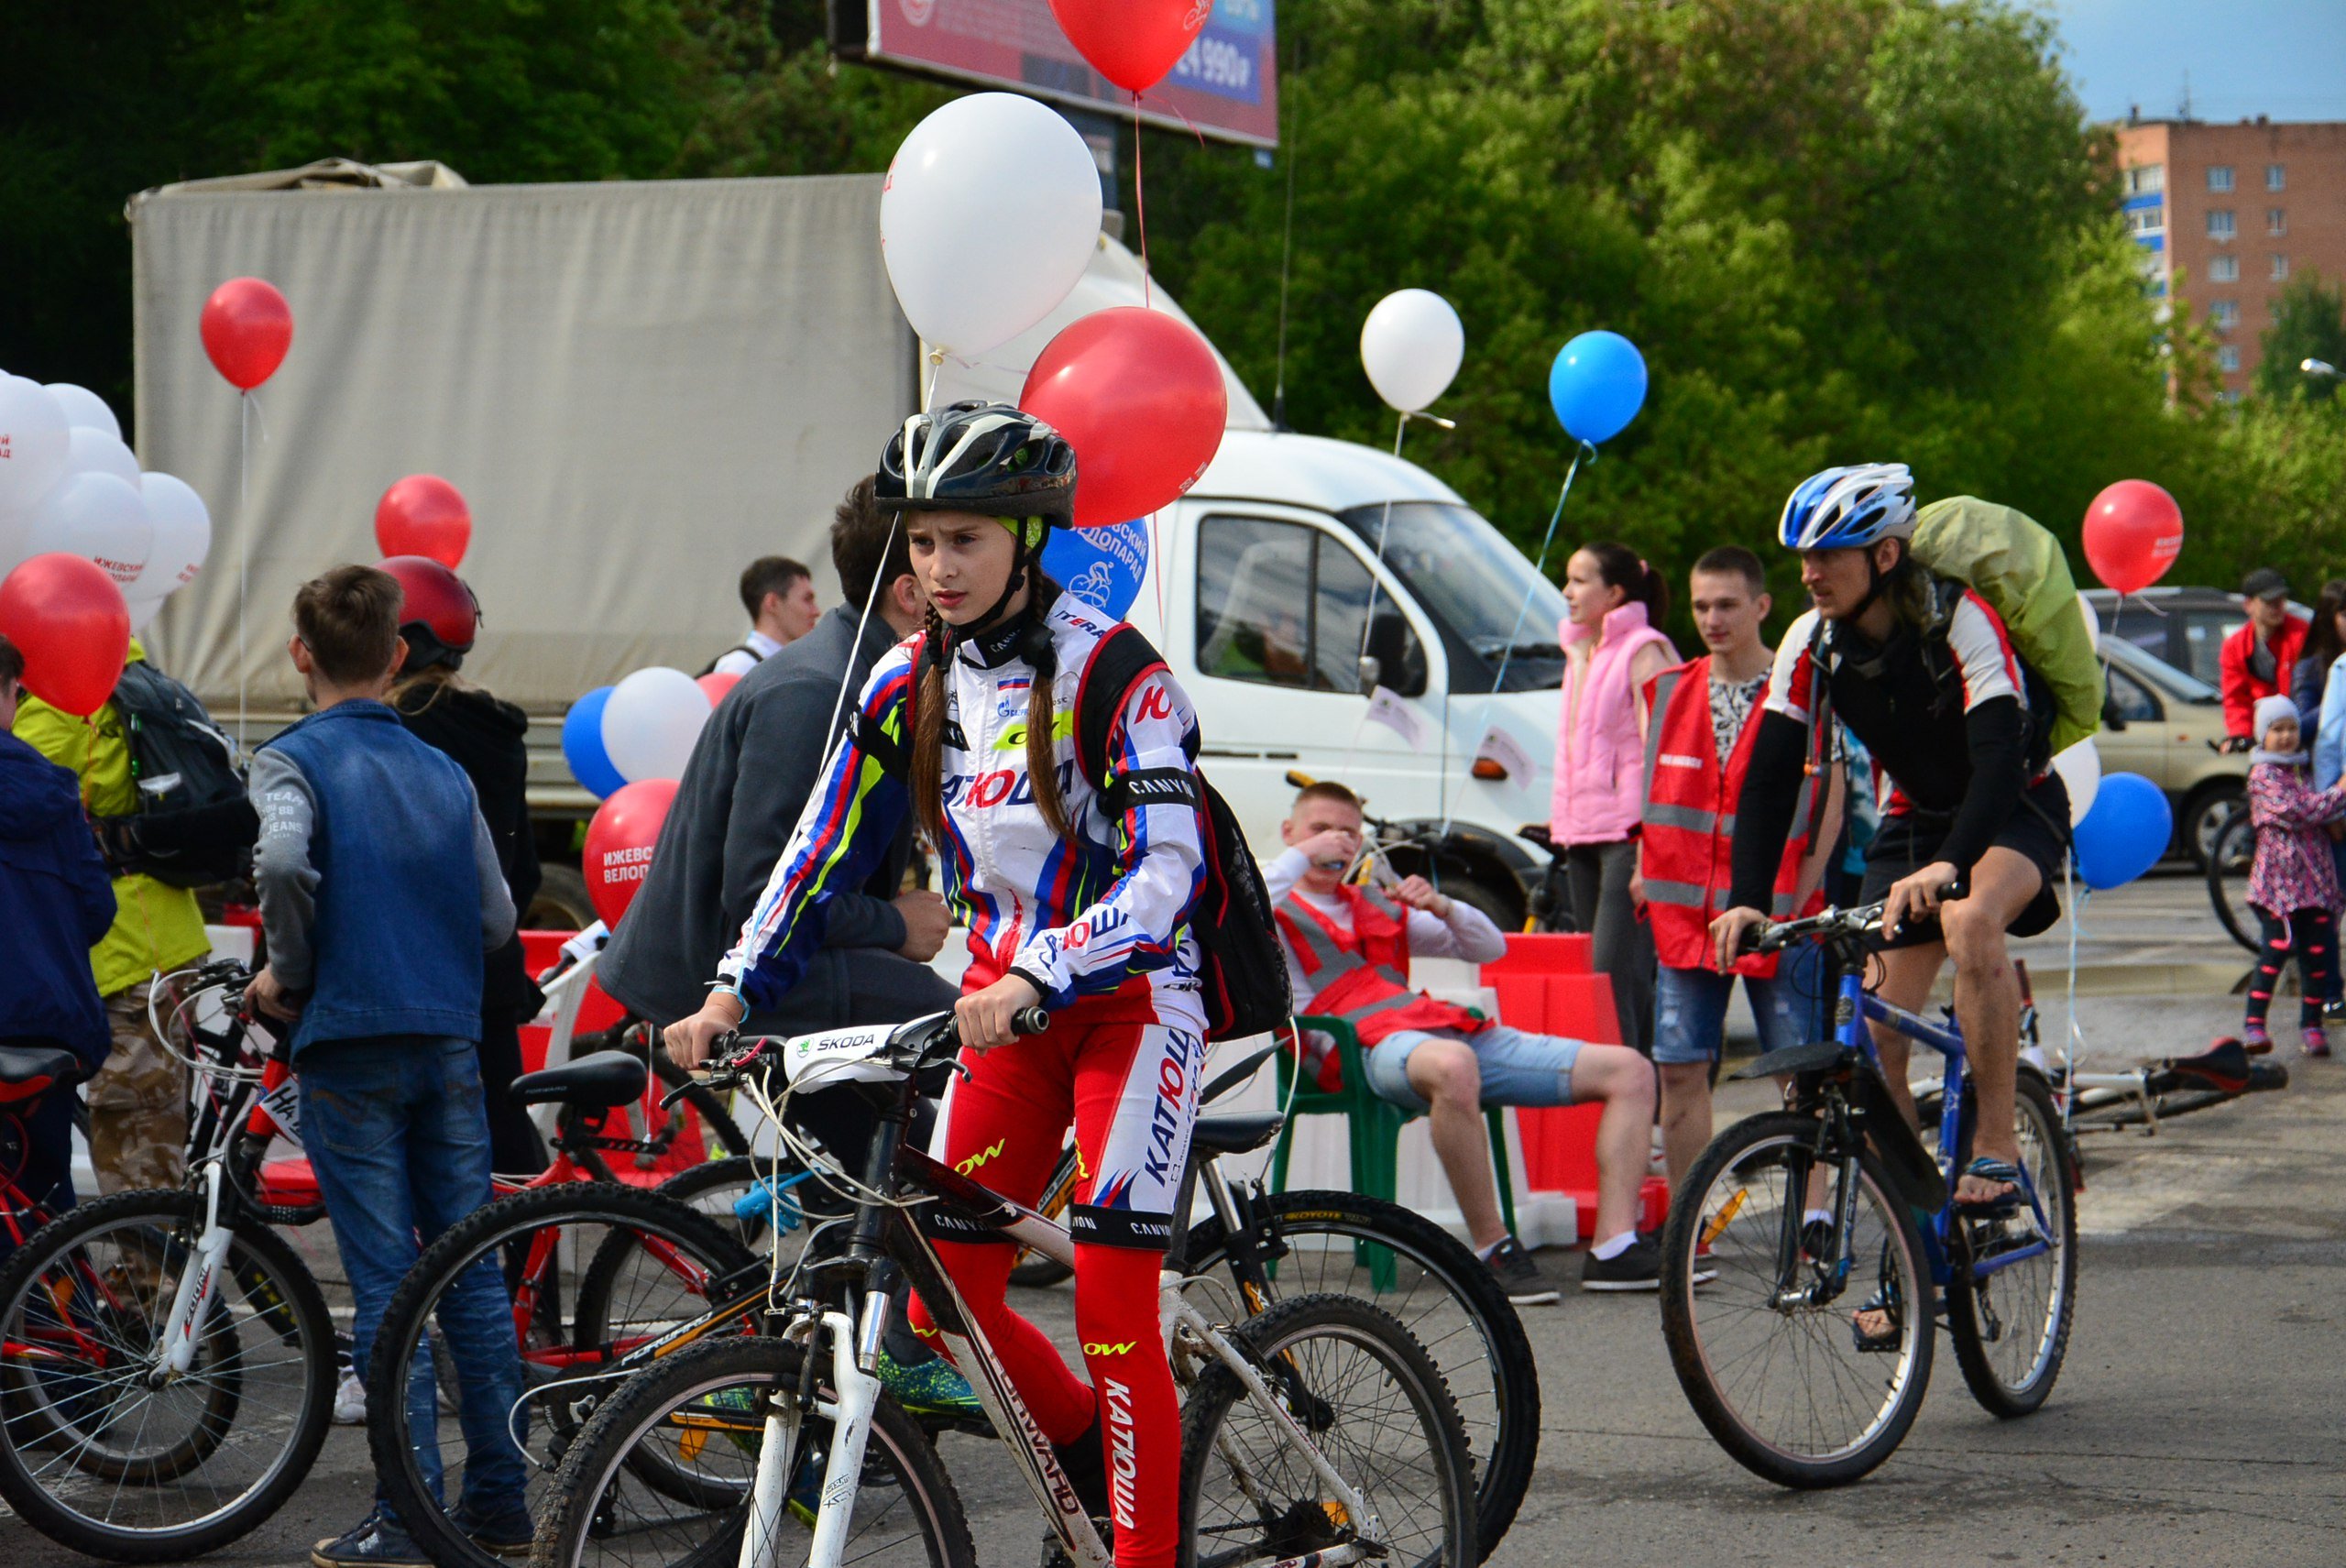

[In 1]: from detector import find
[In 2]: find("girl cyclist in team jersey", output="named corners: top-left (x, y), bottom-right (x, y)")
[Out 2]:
top-left (665, 401), bottom-right (1210, 1568)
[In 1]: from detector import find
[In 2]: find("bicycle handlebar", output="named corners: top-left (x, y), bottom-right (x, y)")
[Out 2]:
top-left (1745, 880), bottom-right (1958, 954)
top-left (670, 1006), bottom-right (1051, 1104)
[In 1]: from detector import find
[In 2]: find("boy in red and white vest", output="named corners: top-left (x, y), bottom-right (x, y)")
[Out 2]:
top-left (1636, 547), bottom-right (1845, 1194)
top-left (1268, 782), bottom-right (1659, 1301)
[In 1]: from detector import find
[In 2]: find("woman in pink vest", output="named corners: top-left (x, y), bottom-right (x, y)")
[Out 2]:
top-left (1551, 541), bottom-right (1678, 1054)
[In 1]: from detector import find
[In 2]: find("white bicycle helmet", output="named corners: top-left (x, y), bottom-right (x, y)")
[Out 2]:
top-left (1778, 463), bottom-right (1916, 551)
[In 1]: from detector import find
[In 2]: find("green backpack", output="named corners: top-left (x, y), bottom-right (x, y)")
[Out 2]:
top-left (1907, 497), bottom-right (2105, 757)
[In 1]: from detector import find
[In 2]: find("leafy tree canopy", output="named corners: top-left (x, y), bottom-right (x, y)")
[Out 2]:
top-left (2255, 272), bottom-right (2346, 404)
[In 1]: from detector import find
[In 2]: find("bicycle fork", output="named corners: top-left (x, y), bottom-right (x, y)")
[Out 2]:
top-left (154, 1167), bottom-right (235, 1382)
top-left (745, 1302), bottom-right (884, 1568)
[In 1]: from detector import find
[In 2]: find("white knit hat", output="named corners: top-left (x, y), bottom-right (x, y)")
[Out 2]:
top-left (2253, 695), bottom-right (2299, 740)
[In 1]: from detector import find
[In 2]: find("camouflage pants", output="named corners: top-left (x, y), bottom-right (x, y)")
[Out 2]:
top-left (92, 979), bottom-right (190, 1194)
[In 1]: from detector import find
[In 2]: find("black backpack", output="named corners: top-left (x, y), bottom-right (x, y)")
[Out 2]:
top-left (111, 662), bottom-right (252, 888)
top-left (1070, 627), bottom-right (1294, 1045)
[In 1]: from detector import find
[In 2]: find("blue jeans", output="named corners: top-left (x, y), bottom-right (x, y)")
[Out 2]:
top-left (1651, 940), bottom-right (1832, 1066)
top-left (297, 1036), bottom-right (526, 1516)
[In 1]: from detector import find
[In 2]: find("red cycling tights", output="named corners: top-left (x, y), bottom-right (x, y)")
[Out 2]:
top-left (906, 1009), bottom-right (1202, 1568)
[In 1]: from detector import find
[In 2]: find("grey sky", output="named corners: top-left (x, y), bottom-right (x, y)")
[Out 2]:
top-left (2049, 0), bottom-right (2346, 124)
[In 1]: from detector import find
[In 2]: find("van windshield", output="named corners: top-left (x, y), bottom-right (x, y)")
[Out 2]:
top-left (1334, 501), bottom-right (1569, 691)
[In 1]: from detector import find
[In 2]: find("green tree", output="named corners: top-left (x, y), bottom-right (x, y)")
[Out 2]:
top-left (2254, 272), bottom-right (2346, 403)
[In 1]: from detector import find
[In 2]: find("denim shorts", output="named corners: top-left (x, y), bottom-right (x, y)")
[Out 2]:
top-left (1359, 1023), bottom-right (1584, 1113)
top-left (1651, 939), bottom-right (1833, 1066)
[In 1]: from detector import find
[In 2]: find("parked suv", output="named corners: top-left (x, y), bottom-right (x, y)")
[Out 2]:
top-left (2096, 634), bottom-right (2245, 866)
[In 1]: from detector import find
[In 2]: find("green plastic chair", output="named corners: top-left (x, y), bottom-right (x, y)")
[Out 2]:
top-left (1268, 1014), bottom-right (1517, 1290)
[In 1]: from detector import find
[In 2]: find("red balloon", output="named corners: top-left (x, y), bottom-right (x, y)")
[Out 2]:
top-left (376, 475), bottom-right (473, 567)
top-left (584, 778), bottom-right (679, 927)
top-left (0, 554), bottom-right (130, 717)
top-left (1047, 0), bottom-right (1210, 93)
top-left (2082, 479), bottom-right (2185, 596)
top-left (199, 278), bottom-right (293, 391)
top-left (1021, 308), bottom-right (1226, 529)
top-left (696, 671), bottom-right (740, 707)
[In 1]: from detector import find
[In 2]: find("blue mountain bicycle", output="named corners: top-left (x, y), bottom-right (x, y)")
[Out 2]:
top-left (1657, 899), bottom-right (2079, 1488)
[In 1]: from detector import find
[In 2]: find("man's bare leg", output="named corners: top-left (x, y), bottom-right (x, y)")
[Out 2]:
top-left (1405, 1038), bottom-right (1509, 1252)
top-left (1569, 1045), bottom-right (1658, 1243)
top-left (1940, 846), bottom-right (2044, 1201)
top-left (1658, 1062), bottom-right (1715, 1193)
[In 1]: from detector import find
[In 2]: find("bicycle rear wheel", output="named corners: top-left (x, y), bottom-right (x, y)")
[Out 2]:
top-left (2207, 807), bottom-right (2260, 955)
top-left (1179, 1291), bottom-right (1474, 1568)
top-left (1006, 1145), bottom-right (1077, 1289)
top-left (1181, 1188), bottom-right (1536, 1558)
top-left (365, 1181), bottom-right (755, 1568)
top-left (532, 1333), bottom-right (974, 1568)
top-left (0, 1189), bottom-right (334, 1560)
top-left (1658, 1111), bottom-right (1934, 1489)
top-left (1946, 1074), bottom-right (2078, 1418)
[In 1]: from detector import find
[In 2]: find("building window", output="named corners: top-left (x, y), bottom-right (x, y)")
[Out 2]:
top-left (2210, 254), bottom-right (2239, 282)
top-left (2208, 209), bottom-right (2235, 239)
top-left (2269, 208), bottom-right (2287, 236)
top-left (2126, 205), bottom-right (2165, 236)
top-left (2126, 163), bottom-right (2165, 195)
top-left (2267, 163), bottom-right (2286, 192)
top-left (2219, 389), bottom-right (2243, 405)
top-left (2208, 165), bottom-right (2234, 192)
top-left (2273, 254), bottom-right (2290, 281)
top-left (2220, 345), bottom-right (2242, 372)
top-left (2211, 300), bottom-right (2241, 330)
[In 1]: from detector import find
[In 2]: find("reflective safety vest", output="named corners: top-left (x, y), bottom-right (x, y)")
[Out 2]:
top-left (1274, 884), bottom-right (1490, 1091)
top-left (1639, 656), bottom-right (1820, 978)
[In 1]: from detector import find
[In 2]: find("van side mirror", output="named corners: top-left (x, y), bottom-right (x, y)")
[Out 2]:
top-left (1356, 655), bottom-right (1382, 696)
top-left (2101, 695), bottom-right (2128, 732)
top-left (1365, 611), bottom-right (1429, 698)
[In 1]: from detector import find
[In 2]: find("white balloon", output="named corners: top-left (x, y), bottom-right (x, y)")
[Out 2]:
top-left (127, 593), bottom-right (169, 636)
top-left (0, 377), bottom-right (71, 513)
top-left (63, 426), bottom-right (143, 488)
top-left (601, 667), bottom-right (710, 784)
top-left (137, 472), bottom-right (213, 598)
top-left (44, 383), bottom-right (121, 441)
top-left (27, 471), bottom-right (153, 592)
top-left (881, 93), bottom-right (1104, 358)
top-left (1359, 289), bottom-right (1465, 414)
top-left (2052, 736), bottom-right (2100, 825)
top-left (2077, 592), bottom-right (2099, 651)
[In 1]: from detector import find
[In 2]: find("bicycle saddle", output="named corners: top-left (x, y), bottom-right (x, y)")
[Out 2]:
top-left (2159, 1038), bottom-right (2252, 1096)
top-left (1726, 1041), bottom-right (1847, 1081)
top-left (1190, 1113), bottom-right (1286, 1157)
top-left (510, 1050), bottom-right (649, 1111)
top-left (0, 1044), bottom-right (79, 1102)
top-left (1517, 823), bottom-right (1554, 850)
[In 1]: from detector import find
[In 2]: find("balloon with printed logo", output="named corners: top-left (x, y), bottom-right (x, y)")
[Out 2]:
top-left (43, 384), bottom-right (120, 441)
top-left (62, 426), bottom-right (143, 489)
top-left (136, 472), bottom-right (213, 599)
top-left (1047, 0), bottom-right (1211, 93)
top-left (375, 474), bottom-right (472, 567)
top-left (26, 472), bottom-right (152, 594)
top-left (602, 666), bottom-right (711, 784)
top-left (584, 778), bottom-right (680, 927)
top-left (2050, 737), bottom-right (2100, 825)
top-left (2081, 479), bottom-right (2183, 597)
top-left (1020, 308), bottom-right (1225, 528)
top-left (881, 93), bottom-right (1103, 359)
top-left (1547, 330), bottom-right (1649, 444)
top-left (562, 686), bottom-right (627, 799)
top-left (0, 377), bottom-right (71, 514)
top-left (696, 671), bottom-right (741, 707)
top-left (2071, 772), bottom-right (2171, 890)
top-left (200, 277), bottom-right (293, 390)
top-left (1043, 519), bottom-right (1150, 620)
top-left (1359, 290), bottom-right (1465, 414)
top-left (0, 553), bottom-right (130, 716)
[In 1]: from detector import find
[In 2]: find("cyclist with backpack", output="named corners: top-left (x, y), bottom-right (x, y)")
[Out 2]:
top-left (1709, 464), bottom-right (2072, 1211)
top-left (665, 402), bottom-right (1244, 1568)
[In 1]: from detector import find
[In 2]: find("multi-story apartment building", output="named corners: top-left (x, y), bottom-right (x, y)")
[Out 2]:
top-left (2113, 115), bottom-right (2346, 399)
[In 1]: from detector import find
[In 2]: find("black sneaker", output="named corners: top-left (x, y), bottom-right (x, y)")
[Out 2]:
top-left (1581, 1234), bottom-right (1661, 1292)
top-left (312, 1508), bottom-right (431, 1568)
top-left (1483, 1236), bottom-right (1560, 1305)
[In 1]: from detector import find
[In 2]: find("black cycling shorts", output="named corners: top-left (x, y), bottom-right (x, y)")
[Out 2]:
top-left (1859, 775), bottom-right (2072, 950)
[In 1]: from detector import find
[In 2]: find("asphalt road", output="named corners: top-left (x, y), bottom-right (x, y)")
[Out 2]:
top-left (2, 989), bottom-right (2336, 1568)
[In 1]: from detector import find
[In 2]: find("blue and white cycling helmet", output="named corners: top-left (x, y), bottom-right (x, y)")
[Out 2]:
top-left (1778, 463), bottom-right (1916, 551)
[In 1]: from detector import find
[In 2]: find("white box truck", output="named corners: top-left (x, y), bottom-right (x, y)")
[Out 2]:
top-left (130, 163), bottom-right (1566, 926)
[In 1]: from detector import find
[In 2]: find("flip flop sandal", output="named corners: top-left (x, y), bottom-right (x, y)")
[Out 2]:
top-left (1953, 1155), bottom-right (2023, 1214)
top-left (1850, 1281), bottom-right (1903, 1354)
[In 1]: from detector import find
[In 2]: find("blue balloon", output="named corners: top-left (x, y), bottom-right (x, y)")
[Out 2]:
top-left (563, 685), bottom-right (627, 800)
top-left (1043, 520), bottom-right (1151, 622)
top-left (1547, 330), bottom-right (1649, 444)
top-left (2071, 772), bottom-right (2172, 891)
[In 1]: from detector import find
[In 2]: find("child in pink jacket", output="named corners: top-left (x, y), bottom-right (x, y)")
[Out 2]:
top-left (2244, 695), bottom-right (2346, 1057)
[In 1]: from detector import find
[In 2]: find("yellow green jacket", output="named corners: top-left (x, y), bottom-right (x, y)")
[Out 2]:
top-left (14, 640), bottom-right (211, 997)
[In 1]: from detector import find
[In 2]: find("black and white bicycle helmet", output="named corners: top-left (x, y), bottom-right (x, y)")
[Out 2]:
top-left (1778, 462), bottom-right (1916, 551)
top-left (877, 401), bottom-right (1077, 529)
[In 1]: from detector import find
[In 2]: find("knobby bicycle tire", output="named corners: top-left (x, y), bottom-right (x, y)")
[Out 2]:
top-left (1659, 1111), bottom-right (1935, 1490)
top-left (1178, 1291), bottom-right (1476, 1568)
top-left (1946, 1074), bottom-right (2079, 1418)
top-left (367, 1180), bottom-right (756, 1568)
top-left (530, 1333), bottom-right (975, 1568)
top-left (1181, 1188), bottom-right (1537, 1558)
top-left (0, 1189), bottom-right (334, 1561)
top-left (2205, 808), bottom-right (2260, 956)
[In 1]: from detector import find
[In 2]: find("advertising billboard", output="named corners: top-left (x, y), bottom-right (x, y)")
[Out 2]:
top-left (839, 0), bottom-right (1279, 148)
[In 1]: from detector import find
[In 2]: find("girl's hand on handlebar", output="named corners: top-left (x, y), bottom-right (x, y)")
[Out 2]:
top-left (664, 992), bottom-right (747, 1070)
top-left (957, 974), bottom-right (1044, 1053)
top-left (1708, 907), bottom-right (1768, 972)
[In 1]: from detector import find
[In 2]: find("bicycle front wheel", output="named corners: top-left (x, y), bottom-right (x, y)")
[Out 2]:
top-left (2206, 807), bottom-right (2260, 955)
top-left (1179, 1292), bottom-right (1475, 1568)
top-left (533, 1333), bottom-right (974, 1568)
top-left (0, 1189), bottom-right (334, 1561)
top-left (1658, 1111), bottom-right (1935, 1489)
top-left (1946, 1074), bottom-right (2078, 1418)
top-left (1181, 1188), bottom-right (1536, 1557)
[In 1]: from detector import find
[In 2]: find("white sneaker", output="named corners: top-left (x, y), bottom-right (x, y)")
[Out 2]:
top-left (334, 1371), bottom-right (367, 1425)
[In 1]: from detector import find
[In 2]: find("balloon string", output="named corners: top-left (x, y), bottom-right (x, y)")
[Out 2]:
top-left (236, 389), bottom-right (250, 749)
top-left (816, 513), bottom-right (901, 783)
top-left (1132, 92), bottom-right (1151, 310)
top-left (1339, 413), bottom-right (1411, 781)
